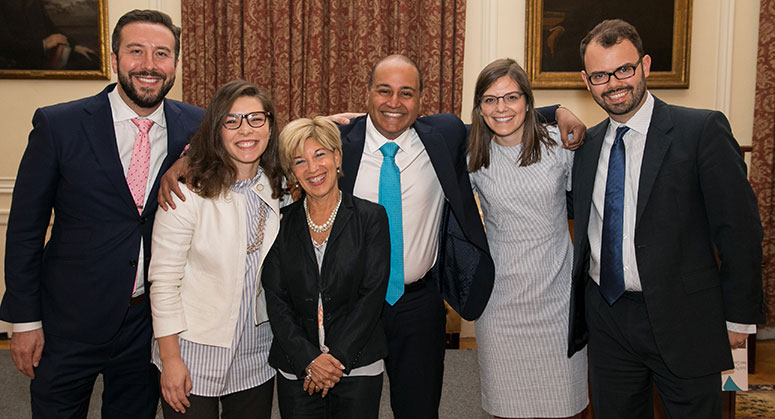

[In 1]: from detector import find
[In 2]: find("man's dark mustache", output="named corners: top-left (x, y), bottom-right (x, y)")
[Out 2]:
top-left (129, 71), bottom-right (166, 81)
top-left (603, 87), bottom-right (632, 98)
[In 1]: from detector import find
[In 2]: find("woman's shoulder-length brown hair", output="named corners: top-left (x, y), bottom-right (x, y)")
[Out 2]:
top-left (186, 80), bottom-right (285, 199)
top-left (467, 58), bottom-right (554, 173)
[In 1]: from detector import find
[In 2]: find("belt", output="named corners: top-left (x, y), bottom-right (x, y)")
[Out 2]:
top-left (129, 294), bottom-right (147, 306)
top-left (405, 272), bottom-right (432, 293)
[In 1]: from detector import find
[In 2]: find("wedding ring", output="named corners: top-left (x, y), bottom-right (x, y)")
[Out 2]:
top-left (305, 374), bottom-right (311, 381)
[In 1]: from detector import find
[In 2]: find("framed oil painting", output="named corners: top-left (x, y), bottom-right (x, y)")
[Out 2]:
top-left (525, 0), bottom-right (692, 89)
top-left (0, 0), bottom-right (110, 79)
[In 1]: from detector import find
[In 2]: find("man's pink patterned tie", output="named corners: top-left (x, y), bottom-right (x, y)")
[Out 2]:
top-left (128, 118), bottom-right (153, 215)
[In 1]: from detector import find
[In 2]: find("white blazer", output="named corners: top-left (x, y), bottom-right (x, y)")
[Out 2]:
top-left (149, 175), bottom-right (280, 348)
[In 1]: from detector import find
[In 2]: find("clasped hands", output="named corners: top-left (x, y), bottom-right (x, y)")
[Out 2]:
top-left (303, 353), bottom-right (344, 398)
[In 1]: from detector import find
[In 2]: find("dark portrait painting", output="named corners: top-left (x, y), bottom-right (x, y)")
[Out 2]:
top-left (0, 0), bottom-right (110, 79)
top-left (526, 0), bottom-right (692, 89)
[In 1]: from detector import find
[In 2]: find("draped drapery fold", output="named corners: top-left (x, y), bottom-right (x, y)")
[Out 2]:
top-left (751, 0), bottom-right (775, 327)
top-left (181, 0), bottom-right (466, 128)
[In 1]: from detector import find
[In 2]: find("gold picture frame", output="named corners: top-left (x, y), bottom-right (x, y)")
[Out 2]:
top-left (0, 0), bottom-right (110, 80)
top-left (525, 0), bottom-right (692, 89)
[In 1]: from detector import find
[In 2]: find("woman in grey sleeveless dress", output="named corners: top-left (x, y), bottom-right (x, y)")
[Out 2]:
top-left (467, 58), bottom-right (588, 419)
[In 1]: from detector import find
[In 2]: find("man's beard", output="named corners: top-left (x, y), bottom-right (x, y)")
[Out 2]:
top-left (117, 66), bottom-right (175, 109)
top-left (593, 75), bottom-right (646, 117)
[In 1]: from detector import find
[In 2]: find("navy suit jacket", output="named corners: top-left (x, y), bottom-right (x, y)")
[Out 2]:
top-left (338, 114), bottom-right (495, 321)
top-left (568, 96), bottom-right (764, 377)
top-left (0, 84), bottom-right (204, 344)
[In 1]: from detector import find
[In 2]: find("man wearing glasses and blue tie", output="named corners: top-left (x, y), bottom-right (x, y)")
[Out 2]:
top-left (567, 19), bottom-right (764, 419)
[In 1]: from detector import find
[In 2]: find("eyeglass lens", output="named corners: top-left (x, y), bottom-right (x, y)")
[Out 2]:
top-left (223, 112), bottom-right (268, 129)
top-left (480, 91), bottom-right (524, 107)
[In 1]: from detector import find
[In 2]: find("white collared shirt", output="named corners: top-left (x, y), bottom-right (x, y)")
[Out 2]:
top-left (108, 86), bottom-right (169, 297)
top-left (588, 93), bottom-right (653, 292)
top-left (352, 116), bottom-right (444, 284)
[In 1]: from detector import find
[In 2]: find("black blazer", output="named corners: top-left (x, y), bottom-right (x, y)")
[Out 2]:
top-left (263, 191), bottom-right (390, 377)
top-left (0, 84), bottom-right (204, 344)
top-left (568, 96), bottom-right (764, 377)
top-left (339, 114), bottom-right (495, 321)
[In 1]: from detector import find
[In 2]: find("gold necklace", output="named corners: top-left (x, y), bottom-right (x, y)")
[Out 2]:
top-left (247, 205), bottom-right (267, 254)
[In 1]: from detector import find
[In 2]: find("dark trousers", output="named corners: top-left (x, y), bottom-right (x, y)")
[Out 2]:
top-left (160, 378), bottom-right (274, 419)
top-left (585, 280), bottom-right (722, 419)
top-left (30, 298), bottom-right (159, 419)
top-left (276, 373), bottom-right (382, 419)
top-left (381, 282), bottom-right (446, 419)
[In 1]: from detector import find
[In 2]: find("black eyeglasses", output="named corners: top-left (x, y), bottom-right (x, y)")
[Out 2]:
top-left (479, 91), bottom-right (525, 108)
top-left (222, 111), bottom-right (271, 130)
top-left (586, 57), bottom-right (643, 86)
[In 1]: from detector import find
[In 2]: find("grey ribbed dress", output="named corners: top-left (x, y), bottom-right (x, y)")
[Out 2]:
top-left (470, 127), bottom-right (588, 417)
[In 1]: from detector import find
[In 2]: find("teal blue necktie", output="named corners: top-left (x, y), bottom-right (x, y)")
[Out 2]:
top-left (600, 125), bottom-right (629, 305)
top-left (379, 142), bottom-right (404, 305)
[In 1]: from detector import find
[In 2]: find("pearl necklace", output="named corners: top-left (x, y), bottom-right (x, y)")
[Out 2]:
top-left (304, 190), bottom-right (342, 234)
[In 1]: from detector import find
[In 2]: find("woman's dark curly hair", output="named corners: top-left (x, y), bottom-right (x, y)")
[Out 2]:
top-left (186, 80), bottom-right (285, 199)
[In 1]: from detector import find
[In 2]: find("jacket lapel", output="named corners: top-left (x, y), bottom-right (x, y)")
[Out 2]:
top-left (636, 97), bottom-right (673, 229)
top-left (413, 118), bottom-right (464, 217)
top-left (290, 200), bottom-right (319, 270)
top-left (575, 119), bottom-right (609, 238)
top-left (82, 84), bottom-right (137, 213)
top-left (340, 117), bottom-right (367, 194)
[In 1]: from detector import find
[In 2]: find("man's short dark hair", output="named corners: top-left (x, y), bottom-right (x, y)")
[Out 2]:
top-left (368, 54), bottom-right (424, 93)
top-left (580, 19), bottom-right (644, 68)
top-left (112, 9), bottom-right (182, 60)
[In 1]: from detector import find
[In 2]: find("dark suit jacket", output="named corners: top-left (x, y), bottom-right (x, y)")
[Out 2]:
top-left (338, 114), bottom-right (495, 321)
top-left (568, 96), bottom-right (764, 377)
top-left (0, 84), bottom-right (204, 344)
top-left (263, 192), bottom-right (390, 377)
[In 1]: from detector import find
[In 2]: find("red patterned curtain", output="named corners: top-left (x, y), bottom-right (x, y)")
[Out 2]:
top-left (181, 0), bottom-right (466, 128)
top-left (751, 0), bottom-right (775, 327)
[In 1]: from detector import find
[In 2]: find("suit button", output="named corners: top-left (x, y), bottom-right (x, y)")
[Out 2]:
top-left (129, 260), bottom-right (138, 268)
top-left (139, 217), bottom-right (147, 224)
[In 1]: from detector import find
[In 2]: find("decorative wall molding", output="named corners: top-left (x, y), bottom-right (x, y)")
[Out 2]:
top-left (0, 177), bottom-right (14, 195)
top-left (716, 0), bottom-right (735, 114)
top-left (481, 0), bottom-right (498, 69)
top-left (1, 177), bottom-right (14, 226)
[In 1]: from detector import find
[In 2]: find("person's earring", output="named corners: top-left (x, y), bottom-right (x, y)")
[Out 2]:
top-left (336, 167), bottom-right (341, 174)
top-left (526, 105), bottom-right (529, 111)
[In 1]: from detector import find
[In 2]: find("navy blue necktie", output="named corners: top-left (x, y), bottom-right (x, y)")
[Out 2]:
top-left (599, 125), bottom-right (630, 305)
top-left (379, 142), bottom-right (404, 305)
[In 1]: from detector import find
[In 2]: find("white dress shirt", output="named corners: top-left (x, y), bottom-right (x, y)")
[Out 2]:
top-left (587, 92), bottom-right (753, 334)
top-left (109, 86), bottom-right (169, 298)
top-left (352, 116), bottom-right (445, 284)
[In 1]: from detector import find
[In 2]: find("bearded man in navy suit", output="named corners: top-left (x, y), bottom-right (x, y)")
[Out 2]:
top-left (0, 10), bottom-right (203, 418)
top-left (567, 19), bottom-right (764, 418)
